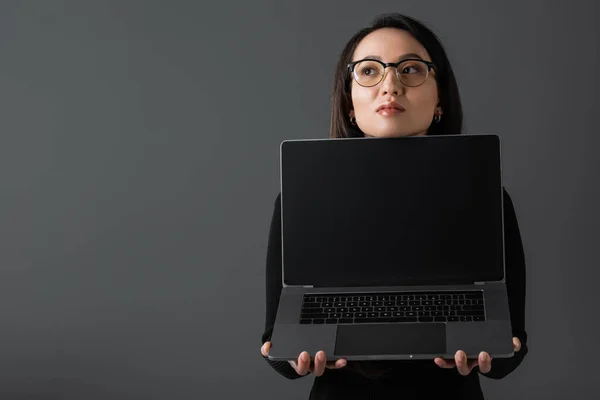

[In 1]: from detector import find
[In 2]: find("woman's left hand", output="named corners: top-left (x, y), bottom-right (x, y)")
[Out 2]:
top-left (434, 337), bottom-right (521, 375)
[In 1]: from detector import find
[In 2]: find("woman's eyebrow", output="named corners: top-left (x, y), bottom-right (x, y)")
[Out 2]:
top-left (358, 53), bottom-right (423, 61)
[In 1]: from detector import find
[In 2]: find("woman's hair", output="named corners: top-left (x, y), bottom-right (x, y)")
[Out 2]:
top-left (330, 13), bottom-right (463, 138)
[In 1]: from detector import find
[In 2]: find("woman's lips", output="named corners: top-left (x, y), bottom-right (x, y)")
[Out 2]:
top-left (377, 107), bottom-right (404, 116)
top-left (376, 101), bottom-right (405, 116)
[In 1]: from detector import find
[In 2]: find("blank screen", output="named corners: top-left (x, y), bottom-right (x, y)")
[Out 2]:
top-left (280, 135), bottom-right (504, 287)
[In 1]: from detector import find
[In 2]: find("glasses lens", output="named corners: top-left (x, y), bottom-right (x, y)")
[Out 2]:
top-left (398, 60), bottom-right (429, 87)
top-left (353, 60), bottom-right (384, 86)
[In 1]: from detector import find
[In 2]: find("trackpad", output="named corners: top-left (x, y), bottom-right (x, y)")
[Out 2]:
top-left (335, 323), bottom-right (446, 356)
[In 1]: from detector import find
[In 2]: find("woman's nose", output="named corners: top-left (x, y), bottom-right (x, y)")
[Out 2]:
top-left (380, 68), bottom-right (403, 95)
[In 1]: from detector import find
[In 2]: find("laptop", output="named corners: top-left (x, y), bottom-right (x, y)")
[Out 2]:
top-left (267, 134), bottom-right (514, 362)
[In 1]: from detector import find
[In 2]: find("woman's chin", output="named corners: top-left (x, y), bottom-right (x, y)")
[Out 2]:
top-left (364, 129), bottom-right (425, 138)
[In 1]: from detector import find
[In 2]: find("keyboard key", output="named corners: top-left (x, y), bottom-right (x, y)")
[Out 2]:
top-left (465, 292), bottom-right (483, 299)
top-left (448, 316), bottom-right (459, 322)
top-left (313, 319), bottom-right (325, 324)
top-left (419, 317), bottom-right (434, 322)
top-left (303, 303), bottom-right (320, 308)
top-left (463, 305), bottom-right (484, 311)
top-left (303, 308), bottom-right (324, 314)
top-left (434, 317), bottom-right (446, 322)
top-left (473, 316), bottom-right (485, 322)
top-left (457, 310), bottom-right (484, 316)
top-left (300, 319), bottom-right (311, 324)
top-left (302, 313), bottom-right (328, 319)
top-left (326, 319), bottom-right (337, 324)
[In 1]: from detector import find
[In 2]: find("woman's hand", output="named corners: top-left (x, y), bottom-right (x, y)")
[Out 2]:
top-left (261, 341), bottom-right (347, 376)
top-left (433, 337), bottom-right (521, 375)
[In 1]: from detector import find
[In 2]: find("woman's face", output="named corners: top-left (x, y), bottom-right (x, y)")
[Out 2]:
top-left (349, 28), bottom-right (440, 138)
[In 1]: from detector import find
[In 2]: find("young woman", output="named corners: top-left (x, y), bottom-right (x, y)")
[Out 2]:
top-left (260, 13), bottom-right (528, 399)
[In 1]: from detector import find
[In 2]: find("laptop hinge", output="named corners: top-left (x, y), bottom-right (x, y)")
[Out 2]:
top-left (474, 281), bottom-right (486, 285)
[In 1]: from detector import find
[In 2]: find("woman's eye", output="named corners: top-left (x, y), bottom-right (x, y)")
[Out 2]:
top-left (361, 67), bottom-right (377, 76)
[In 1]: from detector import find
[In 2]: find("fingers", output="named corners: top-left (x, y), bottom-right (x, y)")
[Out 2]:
top-left (294, 351), bottom-right (311, 376)
top-left (434, 357), bottom-right (455, 368)
top-left (263, 345), bottom-right (346, 377)
top-left (478, 351), bottom-right (492, 374)
top-left (312, 351), bottom-right (327, 376)
top-left (260, 341), bottom-right (270, 357)
top-left (513, 337), bottom-right (521, 352)
top-left (326, 358), bottom-right (347, 369)
top-left (435, 350), bottom-right (493, 375)
top-left (455, 351), bottom-right (471, 376)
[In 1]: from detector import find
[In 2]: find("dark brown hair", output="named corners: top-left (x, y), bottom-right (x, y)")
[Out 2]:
top-left (329, 13), bottom-right (463, 138)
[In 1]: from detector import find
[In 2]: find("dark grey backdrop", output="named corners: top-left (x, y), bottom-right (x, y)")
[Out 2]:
top-left (0, 1), bottom-right (598, 399)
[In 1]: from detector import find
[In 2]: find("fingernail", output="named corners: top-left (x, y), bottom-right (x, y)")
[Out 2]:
top-left (302, 352), bottom-right (308, 362)
top-left (317, 352), bottom-right (323, 361)
top-left (340, 360), bottom-right (346, 367)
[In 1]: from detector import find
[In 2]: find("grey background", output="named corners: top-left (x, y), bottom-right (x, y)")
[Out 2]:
top-left (0, 0), bottom-right (597, 399)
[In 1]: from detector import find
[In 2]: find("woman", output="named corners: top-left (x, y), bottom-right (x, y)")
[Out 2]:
top-left (260, 12), bottom-right (528, 399)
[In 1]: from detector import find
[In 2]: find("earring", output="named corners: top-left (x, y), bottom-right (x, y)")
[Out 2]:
top-left (350, 116), bottom-right (356, 125)
top-left (433, 108), bottom-right (442, 123)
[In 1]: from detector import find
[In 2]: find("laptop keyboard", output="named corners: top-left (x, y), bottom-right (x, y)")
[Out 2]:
top-left (300, 291), bottom-right (485, 324)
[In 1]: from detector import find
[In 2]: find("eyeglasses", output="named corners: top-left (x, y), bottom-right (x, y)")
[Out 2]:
top-left (347, 58), bottom-right (436, 88)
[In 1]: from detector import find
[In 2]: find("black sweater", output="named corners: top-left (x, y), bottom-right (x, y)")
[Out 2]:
top-left (261, 188), bottom-right (528, 399)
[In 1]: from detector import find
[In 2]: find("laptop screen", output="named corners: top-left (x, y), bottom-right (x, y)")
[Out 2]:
top-left (280, 135), bottom-right (505, 287)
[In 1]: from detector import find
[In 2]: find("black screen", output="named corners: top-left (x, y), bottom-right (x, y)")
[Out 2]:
top-left (280, 135), bottom-right (504, 287)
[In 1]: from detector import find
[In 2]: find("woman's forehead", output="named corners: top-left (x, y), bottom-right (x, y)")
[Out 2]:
top-left (352, 28), bottom-right (430, 62)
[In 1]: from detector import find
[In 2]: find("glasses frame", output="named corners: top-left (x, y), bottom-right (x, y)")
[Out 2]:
top-left (347, 58), bottom-right (436, 88)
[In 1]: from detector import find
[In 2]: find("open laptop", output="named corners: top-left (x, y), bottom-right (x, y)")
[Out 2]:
top-left (267, 134), bottom-right (514, 362)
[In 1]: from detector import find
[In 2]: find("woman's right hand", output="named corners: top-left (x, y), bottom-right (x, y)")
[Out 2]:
top-left (261, 341), bottom-right (347, 376)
